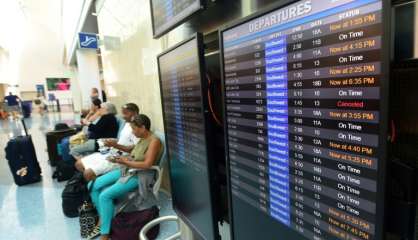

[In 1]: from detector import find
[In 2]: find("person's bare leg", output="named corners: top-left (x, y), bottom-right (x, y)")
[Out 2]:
top-left (83, 169), bottom-right (97, 181)
top-left (74, 159), bottom-right (85, 172)
top-left (100, 235), bottom-right (110, 240)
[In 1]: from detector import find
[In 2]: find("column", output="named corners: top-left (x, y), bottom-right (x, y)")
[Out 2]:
top-left (75, 49), bottom-right (102, 109)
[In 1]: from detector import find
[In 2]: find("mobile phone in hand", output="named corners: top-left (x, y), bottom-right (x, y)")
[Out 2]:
top-left (106, 156), bottom-right (117, 163)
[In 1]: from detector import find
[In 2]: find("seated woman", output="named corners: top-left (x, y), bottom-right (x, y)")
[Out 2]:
top-left (75, 103), bottom-right (140, 181)
top-left (82, 98), bottom-right (103, 125)
top-left (70, 102), bottom-right (119, 157)
top-left (87, 114), bottom-right (162, 240)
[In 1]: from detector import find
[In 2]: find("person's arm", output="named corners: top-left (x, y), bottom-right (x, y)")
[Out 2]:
top-left (87, 115), bottom-right (105, 132)
top-left (84, 107), bottom-right (98, 121)
top-left (86, 111), bottom-right (101, 122)
top-left (84, 111), bottom-right (94, 119)
top-left (115, 138), bottom-right (161, 170)
top-left (104, 139), bottom-right (135, 153)
top-left (114, 144), bottom-right (135, 153)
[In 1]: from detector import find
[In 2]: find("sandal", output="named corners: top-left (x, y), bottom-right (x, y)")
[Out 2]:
top-left (86, 226), bottom-right (100, 239)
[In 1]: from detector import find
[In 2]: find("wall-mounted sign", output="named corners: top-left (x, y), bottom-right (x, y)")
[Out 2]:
top-left (78, 32), bottom-right (98, 49)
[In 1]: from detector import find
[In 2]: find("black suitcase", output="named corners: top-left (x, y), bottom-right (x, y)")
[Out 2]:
top-left (46, 127), bottom-right (77, 166)
top-left (5, 119), bottom-right (42, 186)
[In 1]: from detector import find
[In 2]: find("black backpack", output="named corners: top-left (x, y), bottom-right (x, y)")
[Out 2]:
top-left (62, 173), bottom-right (88, 218)
top-left (55, 161), bottom-right (76, 182)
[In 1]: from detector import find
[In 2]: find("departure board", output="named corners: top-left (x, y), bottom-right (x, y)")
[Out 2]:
top-left (158, 34), bottom-right (218, 240)
top-left (150, 0), bottom-right (203, 38)
top-left (221, 0), bottom-right (388, 240)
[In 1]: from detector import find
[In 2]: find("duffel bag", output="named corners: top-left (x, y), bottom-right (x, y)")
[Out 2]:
top-left (111, 206), bottom-right (160, 240)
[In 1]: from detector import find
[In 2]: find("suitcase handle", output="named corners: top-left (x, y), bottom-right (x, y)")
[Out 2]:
top-left (21, 118), bottom-right (28, 136)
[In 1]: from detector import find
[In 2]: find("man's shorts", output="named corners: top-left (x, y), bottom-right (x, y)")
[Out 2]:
top-left (81, 152), bottom-right (119, 176)
top-left (6, 105), bottom-right (19, 112)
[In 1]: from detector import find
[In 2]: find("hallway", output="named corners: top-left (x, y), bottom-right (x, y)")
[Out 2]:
top-left (0, 113), bottom-right (176, 240)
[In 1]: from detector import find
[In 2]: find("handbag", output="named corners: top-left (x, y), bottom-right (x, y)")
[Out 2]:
top-left (69, 131), bottom-right (87, 147)
top-left (111, 205), bottom-right (160, 240)
top-left (78, 180), bottom-right (98, 238)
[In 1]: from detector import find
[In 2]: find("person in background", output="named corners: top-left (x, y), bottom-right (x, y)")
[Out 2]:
top-left (4, 92), bottom-right (21, 120)
top-left (101, 89), bottom-right (107, 102)
top-left (75, 103), bottom-right (140, 181)
top-left (91, 87), bottom-right (100, 102)
top-left (87, 114), bottom-right (162, 240)
top-left (34, 93), bottom-right (46, 116)
top-left (70, 102), bottom-right (119, 157)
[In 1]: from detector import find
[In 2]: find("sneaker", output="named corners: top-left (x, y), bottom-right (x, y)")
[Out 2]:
top-left (86, 226), bottom-right (100, 239)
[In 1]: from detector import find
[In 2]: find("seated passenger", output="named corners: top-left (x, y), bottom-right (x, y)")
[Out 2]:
top-left (75, 103), bottom-right (140, 181)
top-left (70, 102), bottom-right (118, 157)
top-left (88, 114), bottom-right (162, 240)
top-left (82, 98), bottom-right (102, 124)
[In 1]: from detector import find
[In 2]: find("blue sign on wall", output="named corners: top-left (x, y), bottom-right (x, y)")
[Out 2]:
top-left (78, 32), bottom-right (98, 49)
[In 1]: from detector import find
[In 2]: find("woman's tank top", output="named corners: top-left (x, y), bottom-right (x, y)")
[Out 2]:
top-left (119, 133), bottom-right (163, 183)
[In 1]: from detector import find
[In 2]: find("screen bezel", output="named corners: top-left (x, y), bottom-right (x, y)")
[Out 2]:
top-left (157, 33), bottom-right (219, 240)
top-left (149, 0), bottom-right (205, 39)
top-left (218, 1), bottom-right (391, 239)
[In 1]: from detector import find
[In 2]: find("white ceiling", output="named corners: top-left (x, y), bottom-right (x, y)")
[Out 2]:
top-left (98, 0), bottom-right (142, 40)
top-left (0, 0), bottom-right (67, 86)
top-left (0, 0), bottom-right (62, 51)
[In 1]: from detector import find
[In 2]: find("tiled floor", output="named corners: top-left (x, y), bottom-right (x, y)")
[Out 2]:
top-left (0, 112), bottom-right (177, 240)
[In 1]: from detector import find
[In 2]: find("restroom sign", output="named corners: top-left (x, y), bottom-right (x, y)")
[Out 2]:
top-left (78, 32), bottom-right (98, 49)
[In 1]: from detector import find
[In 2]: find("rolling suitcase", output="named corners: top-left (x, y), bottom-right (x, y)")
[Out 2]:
top-left (5, 119), bottom-right (42, 186)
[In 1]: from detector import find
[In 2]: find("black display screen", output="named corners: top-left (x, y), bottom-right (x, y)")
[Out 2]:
top-left (158, 35), bottom-right (218, 240)
top-left (220, 0), bottom-right (388, 239)
top-left (150, 0), bottom-right (203, 38)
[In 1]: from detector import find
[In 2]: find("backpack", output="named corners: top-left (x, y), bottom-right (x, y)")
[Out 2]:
top-left (111, 206), bottom-right (160, 240)
top-left (55, 160), bottom-right (76, 182)
top-left (61, 173), bottom-right (87, 218)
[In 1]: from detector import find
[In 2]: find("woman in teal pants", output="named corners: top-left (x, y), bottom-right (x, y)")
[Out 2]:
top-left (88, 114), bottom-right (163, 240)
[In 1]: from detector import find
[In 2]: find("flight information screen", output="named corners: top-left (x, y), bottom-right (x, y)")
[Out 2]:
top-left (158, 36), bottom-right (217, 240)
top-left (150, 0), bottom-right (202, 38)
top-left (221, 0), bottom-right (387, 239)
